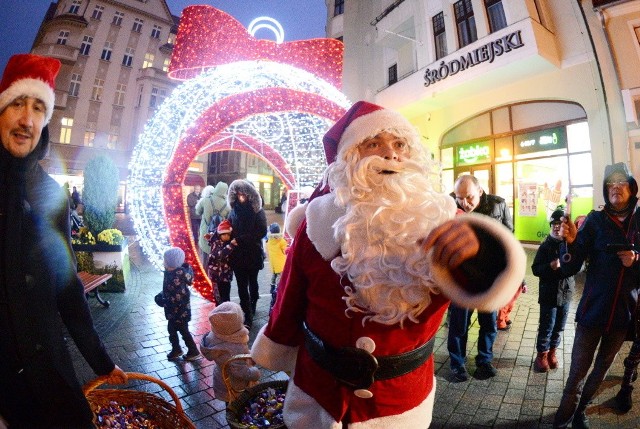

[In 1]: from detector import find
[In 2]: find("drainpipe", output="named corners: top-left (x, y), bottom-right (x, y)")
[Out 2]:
top-left (575, 0), bottom-right (615, 163)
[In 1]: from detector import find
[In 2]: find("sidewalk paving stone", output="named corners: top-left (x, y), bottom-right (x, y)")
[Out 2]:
top-left (66, 213), bottom-right (640, 428)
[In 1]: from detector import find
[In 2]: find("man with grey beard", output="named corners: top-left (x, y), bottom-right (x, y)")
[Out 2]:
top-left (251, 101), bottom-right (525, 428)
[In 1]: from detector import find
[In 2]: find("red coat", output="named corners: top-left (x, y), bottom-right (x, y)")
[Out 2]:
top-left (252, 196), bottom-right (525, 428)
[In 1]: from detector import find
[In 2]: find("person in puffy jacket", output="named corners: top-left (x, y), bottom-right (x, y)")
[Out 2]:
top-left (227, 179), bottom-right (267, 329)
top-left (200, 302), bottom-right (261, 403)
top-left (554, 162), bottom-right (640, 429)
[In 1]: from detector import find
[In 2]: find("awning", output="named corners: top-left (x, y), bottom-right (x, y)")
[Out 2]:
top-left (184, 174), bottom-right (205, 187)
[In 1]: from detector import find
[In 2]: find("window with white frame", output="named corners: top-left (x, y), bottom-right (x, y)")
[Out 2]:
top-left (454, 0), bottom-right (477, 48)
top-left (112, 11), bottom-right (124, 26)
top-left (107, 126), bottom-right (119, 149)
top-left (122, 47), bottom-right (135, 67)
top-left (57, 30), bottom-right (70, 45)
top-left (485, 0), bottom-right (507, 33)
top-left (91, 79), bottom-right (104, 101)
top-left (84, 122), bottom-right (96, 147)
top-left (68, 74), bottom-right (81, 97)
top-left (69, 0), bottom-right (82, 14)
top-left (132, 18), bottom-right (143, 33)
top-left (151, 25), bottom-right (162, 39)
top-left (163, 58), bottom-right (170, 72)
top-left (79, 35), bottom-right (93, 56)
top-left (60, 117), bottom-right (73, 144)
top-left (91, 5), bottom-right (104, 20)
top-left (142, 52), bottom-right (154, 69)
top-left (101, 41), bottom-right (113, 61)
top-left (150, 87), bottom-right (166, 109)
top-left (114, 83), bottom-right (126, 106)
top-left (334, 0), bottom-right (344, 16)
top-left (433, 12), bottom-right (447, 60)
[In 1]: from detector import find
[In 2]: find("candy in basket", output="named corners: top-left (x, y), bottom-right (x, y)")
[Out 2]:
top-left (83, 371), bottom-right (195, 429)
top-left (223, 354), bottom-right (288, 429)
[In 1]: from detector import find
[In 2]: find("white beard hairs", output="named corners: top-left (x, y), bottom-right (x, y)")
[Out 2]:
top-left (327, 151), bottom-right (456, 327)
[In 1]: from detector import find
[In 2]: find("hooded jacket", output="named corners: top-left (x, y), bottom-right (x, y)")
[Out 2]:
top-left (162, 262), bottom-right (194, 324)
top-left (561, 162), bottom-right (640, 332)
top-left (196, 182), bottom-right (230, 254)
top-left (227, 180), bottom-right (267, 272)
top-left (0, 126), bottom-right (115, 425)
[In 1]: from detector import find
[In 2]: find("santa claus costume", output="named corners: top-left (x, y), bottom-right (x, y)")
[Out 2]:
top-left (251, 101), bottom-right (525, 428)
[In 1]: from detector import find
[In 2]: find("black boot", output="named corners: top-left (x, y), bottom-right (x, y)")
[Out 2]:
top-left (615, 385), bottom-right (633, 413)
top-left (241, 301), bottom-right (253, 329)
top-left (572, 408), bottom-right (590, 429)
top-left (251, 297), bottom-right (258, 316)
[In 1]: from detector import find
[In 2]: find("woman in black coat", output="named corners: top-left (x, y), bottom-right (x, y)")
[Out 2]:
top-left (227, 180), bottom-right (267, 328)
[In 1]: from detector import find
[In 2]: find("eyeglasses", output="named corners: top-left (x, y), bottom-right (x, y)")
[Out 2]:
top-left (606, 181), bottom-right (629, 188)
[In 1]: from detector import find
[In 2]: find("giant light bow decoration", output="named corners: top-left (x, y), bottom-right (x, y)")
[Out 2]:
top-left (128, 5), bottom-right (350, 301)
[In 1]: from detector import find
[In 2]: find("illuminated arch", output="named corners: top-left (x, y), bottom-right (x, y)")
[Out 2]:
top-left (129, 61), bottom-right (350, 300)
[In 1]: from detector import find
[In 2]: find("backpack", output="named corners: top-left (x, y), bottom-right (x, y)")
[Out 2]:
top-left (207, 208), bottom-right (223, 234)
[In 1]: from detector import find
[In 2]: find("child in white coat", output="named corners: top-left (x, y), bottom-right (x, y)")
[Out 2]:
top-left (200, 302), bottom-right (261, 403)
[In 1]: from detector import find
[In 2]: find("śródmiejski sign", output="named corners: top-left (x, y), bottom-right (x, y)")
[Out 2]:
top-left (424, 30), bottom-right (524, 87)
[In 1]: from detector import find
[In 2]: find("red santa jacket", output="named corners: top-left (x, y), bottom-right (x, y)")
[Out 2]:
top-left (251, 194), bottom-right (525, 428)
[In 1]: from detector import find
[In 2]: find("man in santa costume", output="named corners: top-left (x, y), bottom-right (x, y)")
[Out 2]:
top-left (251, 101), bottom-right (525, 428)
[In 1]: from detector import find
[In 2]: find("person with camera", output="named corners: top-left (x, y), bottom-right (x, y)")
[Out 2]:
top-left (553, 162), bottom-right (640, 429)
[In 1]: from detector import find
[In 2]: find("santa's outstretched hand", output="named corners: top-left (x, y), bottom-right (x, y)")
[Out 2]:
top-left (419, 218), bottom-right (480, 269)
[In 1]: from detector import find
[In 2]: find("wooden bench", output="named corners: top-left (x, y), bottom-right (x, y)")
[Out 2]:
top-left (77, 271), bottom-right (112, 308)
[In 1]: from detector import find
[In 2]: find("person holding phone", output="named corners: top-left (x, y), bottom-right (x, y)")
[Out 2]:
top-left (553, 162), bottom-right (640, 429)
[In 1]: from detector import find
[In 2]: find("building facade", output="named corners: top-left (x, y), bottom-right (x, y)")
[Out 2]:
top-left (327, 0), bottom-right (640, 242)
top-left (31, 0), bottom-right (209, 209)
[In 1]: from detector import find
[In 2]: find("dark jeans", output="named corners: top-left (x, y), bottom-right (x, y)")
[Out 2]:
top-left (622, 337), bottom-right (640, 387)
top-left (536, 302), bottom-right (570, 352)
top-left (447, 305), bottom-right (497, 369)
top-left (234, 268), bottom-right (260, 324)
top-left (553, 324), bottom-right (627, 428)
top-left (167, 320), bottom-right (197, 353)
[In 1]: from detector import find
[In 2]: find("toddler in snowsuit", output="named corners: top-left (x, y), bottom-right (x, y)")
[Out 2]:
top-left (206, 219), bottom-right (237, 304)
top-left (200, 301), bottom-right (261, 403)
top-left (265, 223), bottom-right (288, 312)
top-left (161, 247), bottom-right (200, 361)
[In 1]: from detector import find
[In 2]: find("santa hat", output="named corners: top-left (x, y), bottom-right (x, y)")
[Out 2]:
top-left (209, 301), bottom-right (246, 336)
top-left (0, 54), bottom-right (60, 124)
top-left (322, 100), bottom-right (420, 164)
top-left (217, 219), bottom-right (232, 234)
top-left (163, 247), bottom-right (185, 269)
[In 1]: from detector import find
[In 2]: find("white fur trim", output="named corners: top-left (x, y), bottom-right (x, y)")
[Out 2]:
top-left (285, 203), bottom-right (307, 238)
top-left (0, 78), bottom-right (55, 124)
top-left (306, 193), bottom-right (345, 260)
top-left (430, 213), bottom-right (526, 311)
top-left (338, 109), bottom-right (419, 156)
top-left (283, 376), bottom-right (435, 429)
top-left (250, 324), bottom-right (298, 372)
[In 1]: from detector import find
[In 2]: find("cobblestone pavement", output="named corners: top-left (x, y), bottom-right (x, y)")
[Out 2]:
top-left (69, 213), bottom-right (640, 428)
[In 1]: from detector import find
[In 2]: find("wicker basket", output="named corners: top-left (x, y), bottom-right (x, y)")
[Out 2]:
top-left (83, 372), bottom-right (195, 429)
top-left (223, 354), bottom-right (288, 429)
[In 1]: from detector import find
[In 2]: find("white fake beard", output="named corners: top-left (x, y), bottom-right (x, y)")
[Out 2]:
top-left (328, 155), bottom-right (456, 326)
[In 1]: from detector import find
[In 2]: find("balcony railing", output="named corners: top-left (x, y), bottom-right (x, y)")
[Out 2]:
top-left (32, 43), bottom-right (79, 64)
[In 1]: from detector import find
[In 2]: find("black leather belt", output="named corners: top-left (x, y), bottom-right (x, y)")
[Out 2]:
top-left (302, 322), bottom-right (435, 390)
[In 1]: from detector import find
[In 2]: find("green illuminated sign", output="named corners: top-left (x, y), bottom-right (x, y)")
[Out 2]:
top-left (514, 126), bottom-right (567, 155)
top-left (456, 141), bottom-right (491, 166)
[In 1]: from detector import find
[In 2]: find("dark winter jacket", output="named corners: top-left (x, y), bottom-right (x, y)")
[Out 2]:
top-left (0, 127), bottom-right (115, 426)
top-left (162, 263), bottom-right (194, 324)
top-left (227, 180), bottom-right (267, 272)
top-left (560, 164), bottom-right (640, 333)
top-left (531, 235), bottom-right (575, 307)
top-left (207, 235), bottom-right (236, 284)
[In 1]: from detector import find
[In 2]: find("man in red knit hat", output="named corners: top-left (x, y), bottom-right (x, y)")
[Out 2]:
top-left (251, 101), bottom-right (525, 428)
top-left (0, 54), bottom-right (127, 428)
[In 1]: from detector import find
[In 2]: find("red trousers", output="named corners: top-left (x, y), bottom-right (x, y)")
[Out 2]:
top-left (497, 285), bottom-right (523, 329)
